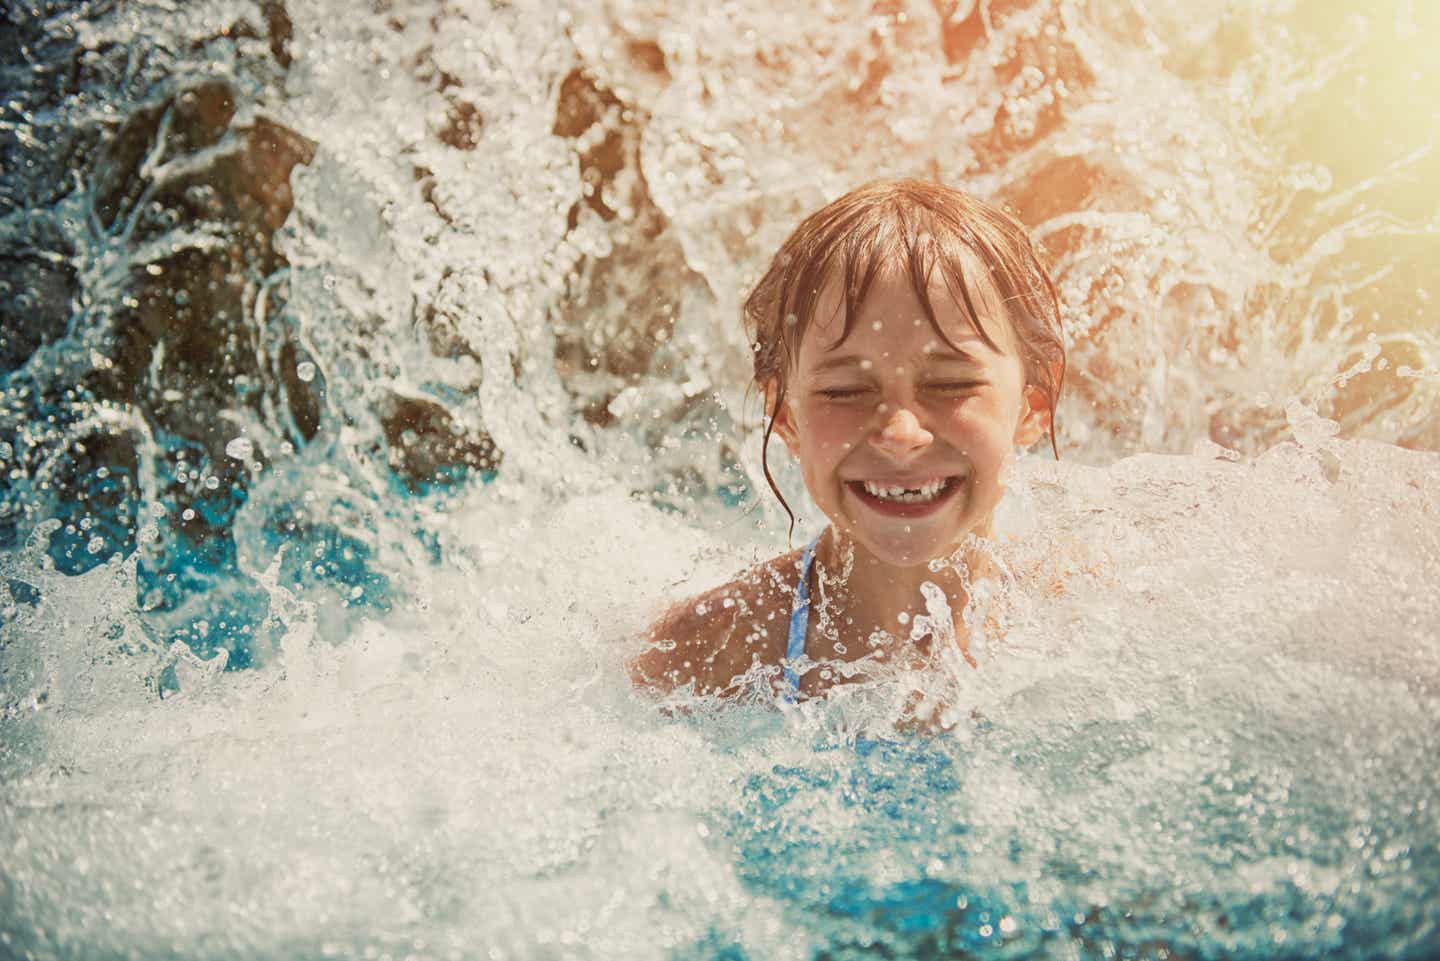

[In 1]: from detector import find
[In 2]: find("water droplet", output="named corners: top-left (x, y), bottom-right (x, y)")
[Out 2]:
top-left (86, 536), bottom-right (104, 555)
top-left (296, 361), bottom-right (317, 383)
top-left (225, 437), bottom-right (254, 461)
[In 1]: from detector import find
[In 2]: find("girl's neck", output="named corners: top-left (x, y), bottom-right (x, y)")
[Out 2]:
top-left (810, 526), bottom-right (993, 659)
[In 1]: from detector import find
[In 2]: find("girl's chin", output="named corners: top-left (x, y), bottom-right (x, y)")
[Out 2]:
top-left (834, 524), bottom-right (975, 570)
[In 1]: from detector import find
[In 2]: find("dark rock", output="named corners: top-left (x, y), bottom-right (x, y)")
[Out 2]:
top-left (0, 251), bottom-right (77, 376)
top-left (438, 98), bottom-right (484, 151)
top-left (377, 391), bottom-right (500, 491)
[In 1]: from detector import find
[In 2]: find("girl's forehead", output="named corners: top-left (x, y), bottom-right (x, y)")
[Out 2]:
top-left (806, 256), bottom-right (1010, 351)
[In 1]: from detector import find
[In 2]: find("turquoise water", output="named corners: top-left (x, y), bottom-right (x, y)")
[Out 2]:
top-left (2, 1), bottom-right (1439, 958)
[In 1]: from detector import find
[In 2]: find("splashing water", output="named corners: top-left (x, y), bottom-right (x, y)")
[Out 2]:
top-left (2, 1), bottom-right (1438, 958)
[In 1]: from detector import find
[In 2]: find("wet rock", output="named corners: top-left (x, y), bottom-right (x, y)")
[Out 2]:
top-left (88, 88), bottom-right (316, 458)
top-left (934, 0), bottom-right (985, 65)
top-left (94, 81), bottom-right (314, 247)
top-left (92, 80), bottom-right (240, 232)
top-left (552, 68), bottom-right (631, 224)
top-left (0, 236), bottom-right (76, 376)
top-left (977, 0), bottom-right (1093, 158)
top-left (277, 338), bottom-right (322, 442)
top-left (377, 391), bottom-right (500, 491)
top-left (39, 431), bottom-right (141, 575)
top-left (625, 39), bottom-right (670, 79)
top-left (549, 68), bottom-right (700, 426)
top-left (259, 0), bottom-right (295, 68)
top-left (437, 98), bottom-right (484, 151)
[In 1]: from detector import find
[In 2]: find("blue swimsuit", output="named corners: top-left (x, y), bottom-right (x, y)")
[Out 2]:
top-left (782, 534), bottom-right (823, 701)
top-left (781, 534), bottom-right (896, 753)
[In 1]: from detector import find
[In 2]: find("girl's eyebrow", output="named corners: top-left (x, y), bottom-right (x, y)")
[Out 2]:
top-left (926, 348), bottom-right (986, 366)
top-left (812, 354), bottom-right (868, 373)
top-left (811, 348), bottom-right (986, 374)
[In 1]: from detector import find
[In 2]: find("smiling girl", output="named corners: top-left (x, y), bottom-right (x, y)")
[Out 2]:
top-left (631, 179), bottom-right (1066, 708)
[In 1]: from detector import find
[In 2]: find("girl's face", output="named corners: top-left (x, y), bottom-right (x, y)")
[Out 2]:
top-left (772, 263), bottom-right (1048, 568)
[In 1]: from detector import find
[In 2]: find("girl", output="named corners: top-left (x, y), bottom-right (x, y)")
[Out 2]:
top-left (631, 179), bottom-right (1065, 709)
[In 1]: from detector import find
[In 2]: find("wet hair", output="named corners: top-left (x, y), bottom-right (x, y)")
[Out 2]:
top-left (742, 178), bottom-right (1066, 534)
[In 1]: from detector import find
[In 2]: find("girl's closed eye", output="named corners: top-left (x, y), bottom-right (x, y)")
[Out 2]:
top-left (817, 385), bottom-right (874, 400)
top-left (924, 380), bottom-right (985, 395)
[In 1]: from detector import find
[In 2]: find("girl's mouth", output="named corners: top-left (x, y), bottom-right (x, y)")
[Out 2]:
top-left (846, 476), bottom-right (961, 517)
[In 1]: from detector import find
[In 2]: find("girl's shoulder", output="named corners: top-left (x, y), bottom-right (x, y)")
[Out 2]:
top-left (630, 547), bottom-right (807, 698)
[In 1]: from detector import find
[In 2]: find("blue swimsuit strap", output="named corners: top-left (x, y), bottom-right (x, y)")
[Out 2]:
top-left (783, 533), bottom-right (823, 700)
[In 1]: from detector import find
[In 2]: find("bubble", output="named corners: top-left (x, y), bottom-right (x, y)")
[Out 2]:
top-left (86, 536), bottom-right (105, 555)
top-left (224, 437), bottom-right (254, 461)
top-left (296, 361), bottom-right (317, 383)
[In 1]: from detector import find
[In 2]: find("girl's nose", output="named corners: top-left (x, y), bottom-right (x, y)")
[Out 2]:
top-left (869, 406), bottom-right (934, 459)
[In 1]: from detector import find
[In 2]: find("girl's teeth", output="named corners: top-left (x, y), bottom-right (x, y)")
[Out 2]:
top-left (861, 479), bottom-right (948, 503)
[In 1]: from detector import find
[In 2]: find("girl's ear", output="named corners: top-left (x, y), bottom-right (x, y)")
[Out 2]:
top-left (1013, 384), bottom-right (1052, 447)
top-left (764, 379), bottom-right (801, 456)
